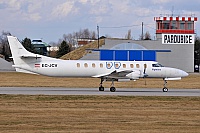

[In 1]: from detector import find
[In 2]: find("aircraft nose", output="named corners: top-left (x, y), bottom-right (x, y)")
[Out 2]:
top-left (180, 70), bottom-right (189, 77)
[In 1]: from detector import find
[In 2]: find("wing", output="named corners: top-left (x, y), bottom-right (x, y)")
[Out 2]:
top-left (92, 70), bottom-right (133, 79)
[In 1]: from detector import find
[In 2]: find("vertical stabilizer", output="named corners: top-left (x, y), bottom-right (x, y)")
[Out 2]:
top-left (7, 36), bottom-right (33, 65)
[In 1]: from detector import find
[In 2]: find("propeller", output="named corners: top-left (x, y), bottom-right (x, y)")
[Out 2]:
top-left (143, 64), bottom-right (148, 85)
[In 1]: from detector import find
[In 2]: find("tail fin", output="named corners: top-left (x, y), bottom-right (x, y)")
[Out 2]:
top-left (7, 36), bottom-right (41, 66)
top-left (7, 36), bottom-right (58, 74)
top-left (7, 36), bottom-right (44, 74)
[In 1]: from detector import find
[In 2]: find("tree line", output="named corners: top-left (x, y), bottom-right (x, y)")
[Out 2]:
top-left (0, 30), bottom-right (200, 67)
top-left (0, 31), bottom-right (11, 60)
top-left (0, 29), bottom-right (98, 59)
top-left (16, 37), bottom-right (71, 58)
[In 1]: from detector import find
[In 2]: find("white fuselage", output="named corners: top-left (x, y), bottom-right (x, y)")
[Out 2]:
top-left (16, 58), bottom-right (188, 79)
top-left (7, 36), bottom-right (189, 92)
top-left (7, 35), bottom-right (188, 81)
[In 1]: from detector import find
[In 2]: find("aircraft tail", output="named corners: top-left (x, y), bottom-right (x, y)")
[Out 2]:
top-left (7, 36), bottom-right (38, 65)
top-left (7, 36), bottom-right (44, 73)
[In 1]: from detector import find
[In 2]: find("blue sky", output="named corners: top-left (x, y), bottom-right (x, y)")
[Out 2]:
top-left (0, 0), bottom-right (200, 43)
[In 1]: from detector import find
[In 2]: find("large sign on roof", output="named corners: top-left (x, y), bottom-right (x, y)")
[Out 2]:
top-left (162, 34), bottom-right (195, 44)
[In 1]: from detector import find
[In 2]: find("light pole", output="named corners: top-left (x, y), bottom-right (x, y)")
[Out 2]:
top-left (97, 25), bottom-right (99, 49)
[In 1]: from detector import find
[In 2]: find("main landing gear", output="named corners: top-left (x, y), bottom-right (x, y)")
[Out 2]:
top-left (99, 78), bottom-right (105, 91)
top-left (99, 78), bottom-right (116, 92)
top-left (163, 79), bottom-right (168, 92)
top-left (110, 80), bottom-right (116, 92)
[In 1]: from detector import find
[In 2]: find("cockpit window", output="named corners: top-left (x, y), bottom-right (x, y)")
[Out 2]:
top-left (152, 63), bottom-right (163, 67)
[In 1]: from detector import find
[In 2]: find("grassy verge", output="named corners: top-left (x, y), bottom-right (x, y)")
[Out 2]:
top-left (0, 72), bottom-right (199, 89)
top-left (0, 71), bottom-right (199, 132)
top-left (0, 95), bottom-right (199, 132)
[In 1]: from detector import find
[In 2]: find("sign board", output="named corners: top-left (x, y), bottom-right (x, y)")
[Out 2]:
top-left (162, 34), bottom-right (195, 44)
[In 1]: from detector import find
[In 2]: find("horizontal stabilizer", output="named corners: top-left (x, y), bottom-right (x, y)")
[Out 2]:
top-left (12, 65), bottom-right (21, 68)
top-left (12, 65), bottom-right (38, 75)
top-left (21, 55), bottom-right (42, 58)
top-left (15, 68), bottom-right (38, 75)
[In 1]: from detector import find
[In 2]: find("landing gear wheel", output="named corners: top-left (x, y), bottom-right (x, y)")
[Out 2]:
top-left (110, 87), bottom-right (116, 92)
top-left (99, 78), bottom-right (105, 91)
top-left (162, 79), bottom-right (168, 92)
top-left (163, 87), bottom-right (168, 92)
top-left (99, 86), bottom-right (104, 91)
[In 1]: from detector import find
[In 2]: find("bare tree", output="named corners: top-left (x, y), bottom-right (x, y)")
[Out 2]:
top-left (144, 31), bottom-right (151, 40)
top-left (63, 33), bottom-right (74, 45)
top-left (78, 29), bottom-right (83, 38)
top-left (0, 31), bottom-right (12, 60)
top-left (83, 29), bottom-right (90, 38)
top-left (49, 41), bottom-right (57, 47)
top-left (60, 28), bottom-right (97, 47)
top-left (91, 31), bottom-right (96, 39)
top-left (139, 31), bottom-right (151, 40)
top-left (74, 31), bottom-right (80, 39)
top-left (125, 29), bottom-right (132, 40)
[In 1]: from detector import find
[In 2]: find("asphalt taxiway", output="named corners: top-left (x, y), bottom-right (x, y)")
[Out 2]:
top-left (0, 87), bottom-right (199, 96)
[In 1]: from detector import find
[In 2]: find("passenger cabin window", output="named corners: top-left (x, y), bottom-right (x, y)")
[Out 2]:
top-left (152, 63), bottom-right (163, 67)
top-left (130, 64), bottom-right (134, 68)
top-left (107, 63), bottom-right (111, 68)
top-left (100, 63), bottom-right (103, 68)
top-left (123, 64), bottom-right (126, 68)
top-left (92, 63), bottom-right (95, 68)
top-left (136, 64), bottom-right (140, 68)
top-left (77, 63), bottom-right (80, 68)
top-left (115, 63), bottom-right (119, 68)
top-left (144, 64), bottom-right (147, 69)
top-left (84, 63), bottom-right (88, 68)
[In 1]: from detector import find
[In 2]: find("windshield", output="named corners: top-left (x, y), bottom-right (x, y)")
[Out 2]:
top-left (152, 63), bottom-right (164, 67)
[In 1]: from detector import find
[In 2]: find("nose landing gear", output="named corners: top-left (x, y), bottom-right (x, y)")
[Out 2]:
top-left (163, 79), bottom-right (168, 92)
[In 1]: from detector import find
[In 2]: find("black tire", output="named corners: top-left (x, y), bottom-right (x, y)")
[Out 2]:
top-left (163, 87), bottom-right (168, 92)
top-left (99, 86), bottom-right (104, 91)
top-left (110, 87), bottom-right (116, 92)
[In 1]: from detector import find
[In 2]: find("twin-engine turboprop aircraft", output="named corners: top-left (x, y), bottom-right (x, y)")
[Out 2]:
top-left (7, 36), bottom-right (188, 92)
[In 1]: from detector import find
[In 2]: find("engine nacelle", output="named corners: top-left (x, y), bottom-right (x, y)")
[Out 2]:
top-left (117, 79), bottom-right (130, 82)
top-left (126, 70), bottom-right (141, 80)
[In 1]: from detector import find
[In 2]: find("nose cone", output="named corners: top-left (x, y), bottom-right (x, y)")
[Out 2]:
top-left (173, 68), bottom-right (189, 77)
top-left (178, 69), bottom-right (188, 77)
top-left (181, 70), bottom-right (189, 77)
